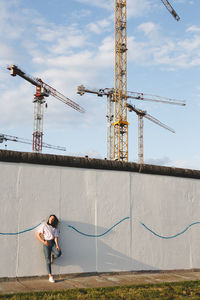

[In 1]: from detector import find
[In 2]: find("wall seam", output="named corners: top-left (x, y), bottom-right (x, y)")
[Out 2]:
top-left (58, 167), bottom-right (62, 276)
top-left (16, 166), bottom-right (22, 278)
top-left (129, 172), bottom-right (133, 265)
top-left (95, 171), bottom-right (98, 273)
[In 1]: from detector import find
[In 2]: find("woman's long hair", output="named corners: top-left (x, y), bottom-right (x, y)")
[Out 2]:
top-left (47, 215), bottom-right (59, 228)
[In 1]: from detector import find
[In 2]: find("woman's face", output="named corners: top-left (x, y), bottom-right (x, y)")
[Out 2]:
top-left (48, 215), bottom-right (55, 225)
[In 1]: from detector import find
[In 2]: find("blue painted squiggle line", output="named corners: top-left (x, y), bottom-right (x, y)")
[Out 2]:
top-left (67, 217), bottom-right (130, 237)
top-left (141, 221), bottom-right (200, 239)
top-left (0, 220), bottom-right (44, 236)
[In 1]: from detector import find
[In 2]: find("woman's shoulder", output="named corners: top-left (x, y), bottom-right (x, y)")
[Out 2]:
top-left (37, 222), bottom-right (47, 232)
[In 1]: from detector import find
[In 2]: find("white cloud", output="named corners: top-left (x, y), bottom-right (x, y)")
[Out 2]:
top-left (179, 35), bottom-right (200, 53)
top-left (87, 18), bottom-right (112, 35)
top-left (128, 0), bottom-right (152, 18)
top-left (0, 45), bottom-right (17, 65)
top-left (68, 149), bottom-right (103, 159)
top-left (138, 22), bottom-right (156, 35)
top-left (137, 22), bottom-right (161, 41)
top-left (145, 156), bottom-right (200, 171)
top-left (186, 25), bottom-right (200, 33)
top-left (145, 156), bottom-right (172, 166)
top-left (75, 0), bottom-right (152, 18)
top-left (35, 23), bottom-right (88, 54)
top-left (71, 9), bottom-right (91, 19)
top-left (1, 83), bottom-right (34, 127)
top-left (74, 0), bottom-right (113, 11)
top-left (0, 2), bottom-right (114, 130)
top-left (173, 159), bottom-right (200, 171)
top-left (128, 25), bottom-right (200, 69)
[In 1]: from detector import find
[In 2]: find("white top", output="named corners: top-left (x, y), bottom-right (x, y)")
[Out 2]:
top-left (37, 223), bottom-right (59, 241)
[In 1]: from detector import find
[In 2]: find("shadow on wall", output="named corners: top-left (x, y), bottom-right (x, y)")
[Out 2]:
top-left (53, 220), bottom-right (156, 273)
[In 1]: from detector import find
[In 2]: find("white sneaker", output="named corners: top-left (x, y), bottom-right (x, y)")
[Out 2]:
top-left (49, 276), bottom-right (55, 283)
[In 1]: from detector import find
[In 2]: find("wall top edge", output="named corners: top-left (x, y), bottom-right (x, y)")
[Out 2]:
top-left (0, 150), bottom-right (199, 179)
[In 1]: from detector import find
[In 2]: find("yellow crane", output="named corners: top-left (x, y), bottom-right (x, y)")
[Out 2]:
top-left (77, 85), bottom-right (185, 160)
top-left (114, 0), bottom-right (180, 162)
top-left (114, 0), bottom-right (128, 161)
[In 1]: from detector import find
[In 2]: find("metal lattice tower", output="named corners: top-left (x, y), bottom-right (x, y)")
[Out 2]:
top-left (113, 0), bottom-right (128, 161)
top-left (106, 93), bottom-right (114, 160)
top-left (33, 86), bottom-right (46, 152)
top-left (127, 103), bottom-right (175, 164)
top-left (138, 114), bottom-right (144, 164)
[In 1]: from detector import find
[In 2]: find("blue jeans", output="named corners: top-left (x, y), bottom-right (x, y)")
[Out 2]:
top-left (43, 240), bottom-right (61, 274)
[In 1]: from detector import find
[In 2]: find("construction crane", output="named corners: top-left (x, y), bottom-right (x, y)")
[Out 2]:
top-left (114, 0), bottom-right (128, 161)
top-left (7, 65), bottom-right (85, 153)
top-left (77, 85), bottom-right (185, 160)
top-left (161, 0), bottom-right (180, 21)
top-left (77, 85), bottom-right (115, 160)
top-left (0, 133), bottom-right (66, 152)
top-left (114, 0), bottom-right (180, 162)
top-left (126, 103), bottom-right (175, 164)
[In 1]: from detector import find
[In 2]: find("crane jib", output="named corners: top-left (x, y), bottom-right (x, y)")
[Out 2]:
top-left (8, 65), bottom-right (85, 113)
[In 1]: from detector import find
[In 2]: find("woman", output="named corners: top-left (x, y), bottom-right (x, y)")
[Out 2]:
top-left (37, 214), bottom-right (62, 283)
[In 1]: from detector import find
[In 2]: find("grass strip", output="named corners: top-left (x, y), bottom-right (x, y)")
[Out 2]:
top-left (1, 280), bottom-right (200, 299)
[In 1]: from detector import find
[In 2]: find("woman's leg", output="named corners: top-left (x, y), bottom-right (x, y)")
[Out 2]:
top-left (51, 243), bottom-right (62, 260)
top-left (43, 243), bottom-right (52, 275)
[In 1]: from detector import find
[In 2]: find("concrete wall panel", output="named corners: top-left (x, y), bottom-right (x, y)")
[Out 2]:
top-left (59, 167), bottom-right (97, 274)
top-left (0, 163), bottom-right (19, 277)
top-left (17, 164), bottom-right (61, 277)
top-left (0, 154), bottom-right (200, 278)
top-left (95, 170), bottom-right (131, 272)
top-left (131, 173), bottom-right (200, 270)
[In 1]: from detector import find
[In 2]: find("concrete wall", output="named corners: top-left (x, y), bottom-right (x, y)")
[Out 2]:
top-left (0, 150), bottom-right (200, 278)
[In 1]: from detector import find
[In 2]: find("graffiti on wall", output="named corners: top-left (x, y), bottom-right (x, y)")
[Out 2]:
top-left (1, 217), bottom-right (200, 240)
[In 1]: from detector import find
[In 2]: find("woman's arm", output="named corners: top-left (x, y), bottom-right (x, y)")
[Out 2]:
top-left (37, 232), bottom-right (49, 246)
top-left (54, 237), bottom-right (61, 250)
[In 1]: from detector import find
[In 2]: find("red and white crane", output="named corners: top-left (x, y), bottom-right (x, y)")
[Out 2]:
top-left (8, 65), bottom-right (85, 153)
top-left (0, 133), bottom-right (66, 152)
top-left (77, 85), bottom-right (185, 161)
top-left (126, 103), bottom-right (175, 164)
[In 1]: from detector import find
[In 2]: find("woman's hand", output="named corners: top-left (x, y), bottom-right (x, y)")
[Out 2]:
top-left (56, 245), bottom-right (61, 251)
top-left (44, 240), bottom-right (50, 246)
top-left (37, 232), bottom-right (49, 245)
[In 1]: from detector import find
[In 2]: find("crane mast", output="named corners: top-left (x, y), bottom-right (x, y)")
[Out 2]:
top-left (8, 65), bottom-right (84, 153)
top-left (33, 84), bottom-right (49, 152)
top-left (126, 103), bottom-right (175, 164)
top-left (114, 0), bottom-right (128, 161)
top-left (106, 92), bottom-right (114, 160)
top-left (77, 85), bottom-right (114, 159)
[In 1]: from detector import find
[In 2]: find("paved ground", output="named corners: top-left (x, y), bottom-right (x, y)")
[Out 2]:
top-left (0, 270), bottom-right (200, 295)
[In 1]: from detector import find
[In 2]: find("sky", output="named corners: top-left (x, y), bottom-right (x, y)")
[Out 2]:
top-left (0, 0), bottom-right (200, 170)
